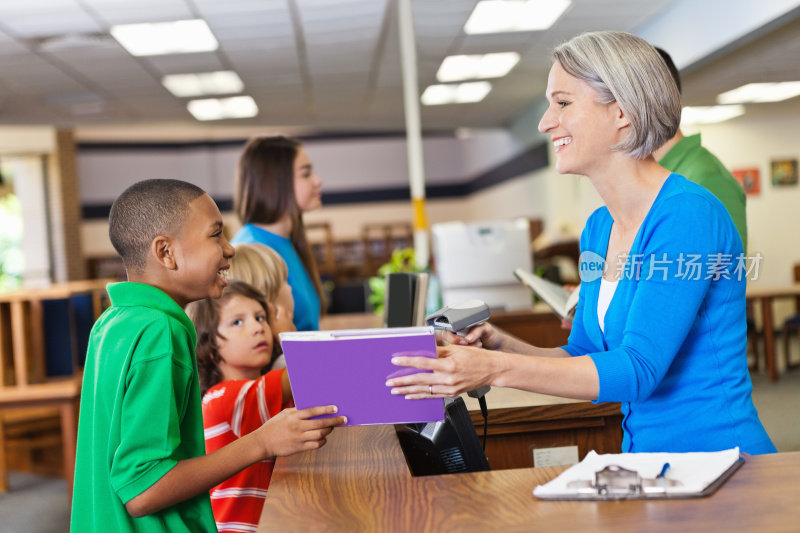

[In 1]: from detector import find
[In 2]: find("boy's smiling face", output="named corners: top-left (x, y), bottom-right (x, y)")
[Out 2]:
top-left (168, 193), bottom-right (235, 306)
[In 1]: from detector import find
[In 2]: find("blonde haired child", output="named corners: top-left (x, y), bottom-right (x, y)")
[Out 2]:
top-left (230, 242), bottom-right (296, 368)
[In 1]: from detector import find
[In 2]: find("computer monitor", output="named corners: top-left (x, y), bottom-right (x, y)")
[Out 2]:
top-left (432, 218), bottom-right (532, 310)
top-left (384, 272), bottom-right (429, 327)
top-left (394, 396), bottom-right (490, 476)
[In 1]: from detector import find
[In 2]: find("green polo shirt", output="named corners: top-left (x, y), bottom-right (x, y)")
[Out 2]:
top-left (659, 133), bottom-right (748, 252)
top-left (71, 282), bottom-right (216, 532)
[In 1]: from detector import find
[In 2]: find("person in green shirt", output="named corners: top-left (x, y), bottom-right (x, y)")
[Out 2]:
top-left (71, 179), bottom-right (346, 532)
top-left (653, 47), bottom-right (748, 252)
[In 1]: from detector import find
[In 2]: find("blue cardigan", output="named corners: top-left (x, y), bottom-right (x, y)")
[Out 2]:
top-left (232, 224), bottom-right (321, 332)
top-left (564, 174), bottom-right (775, 454)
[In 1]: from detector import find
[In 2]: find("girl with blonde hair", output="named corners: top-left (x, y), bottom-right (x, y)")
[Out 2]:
top-left (229, 242), bottom-right (296, 369)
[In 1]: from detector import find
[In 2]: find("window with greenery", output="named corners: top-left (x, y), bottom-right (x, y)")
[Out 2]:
top-left (0, 166), bottom-right (23, 290)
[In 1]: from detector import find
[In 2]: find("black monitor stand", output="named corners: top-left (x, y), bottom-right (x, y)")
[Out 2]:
top-left (394, 396), bottom-right (490, 476)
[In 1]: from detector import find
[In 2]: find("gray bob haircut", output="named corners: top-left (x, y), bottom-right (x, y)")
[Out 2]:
top-left (553, 31), bottom-right (681, 159)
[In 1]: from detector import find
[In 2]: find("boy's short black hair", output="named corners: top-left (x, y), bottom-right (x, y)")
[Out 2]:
top-left (109, 179), bottom-right (206, 273)
top-left (654, 47), bottom-right (682, 94)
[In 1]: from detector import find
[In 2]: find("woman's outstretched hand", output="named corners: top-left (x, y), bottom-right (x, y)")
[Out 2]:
top-left (435, 321), bottom-right (505, 351)
top-left (386, 344), bottom-right (501, 399)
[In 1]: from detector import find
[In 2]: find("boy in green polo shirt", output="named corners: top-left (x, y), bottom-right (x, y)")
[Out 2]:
top-left (653, 47), bottom-right (748, 251)
top-left (71, 179), bottom-right (346, 532)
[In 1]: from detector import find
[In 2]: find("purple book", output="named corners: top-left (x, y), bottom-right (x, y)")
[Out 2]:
top-left (279, 327), bottom-right (444, 426)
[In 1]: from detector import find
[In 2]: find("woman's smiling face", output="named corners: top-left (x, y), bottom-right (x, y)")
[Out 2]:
top-left (538, 61), bottom-right (625, 177)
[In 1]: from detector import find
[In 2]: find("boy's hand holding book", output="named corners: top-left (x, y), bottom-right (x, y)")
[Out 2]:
top-left (258, 405), bottom-right (347, 457)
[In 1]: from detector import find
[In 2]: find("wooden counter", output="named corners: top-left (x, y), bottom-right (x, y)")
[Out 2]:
top-left (490, 305), bottom-right (571, 348)
top-left (462, 388), bottom-right (621, 469)
top-left (259, 424), bottom-right (800, 533)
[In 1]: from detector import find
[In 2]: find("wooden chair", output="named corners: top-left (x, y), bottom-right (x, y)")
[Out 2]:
top-left (0, 280), bottom-right (108, 495)
top-left (0, 377), bottom-right (81, 494)
top-left (781, 263), bottom-right (800, 370)
top-left (305, 222), bottom-right (337, 279)
top-left (361, 221), bottom-right (413, 277)
top-left (746, 300), bottom-right (762, 371)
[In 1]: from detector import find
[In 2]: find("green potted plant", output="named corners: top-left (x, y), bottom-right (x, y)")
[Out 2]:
top-left (367, 247), bottom-right (421, 316)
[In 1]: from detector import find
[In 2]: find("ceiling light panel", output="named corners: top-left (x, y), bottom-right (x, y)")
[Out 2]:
top-left (162, 71), bottom-right (245, 97)
top-left (110, 19), bottom-right (218, 57)
top-left (437, 52), bottom-right (520, 82)
top-left (187, 95), bottom-right (258, 121)
top-left (464, 0), bottom-right (572, 34)
top-left (681, 105), bottom-right (745, 125)
top-left (421, 82), bottom-right (492, 105)
top-left (717, 82), bottom-right (800, 104)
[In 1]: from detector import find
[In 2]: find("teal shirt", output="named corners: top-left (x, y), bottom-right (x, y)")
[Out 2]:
top-left (659, 133), bottom-right (748, 252)
top-left (71, 282), bottom-right (216, 532)
top-left (232, 223), bottom-right (321, 331)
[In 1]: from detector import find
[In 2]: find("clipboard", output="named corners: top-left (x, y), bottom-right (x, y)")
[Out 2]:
top-left (533, 448), bottom-right (743, 500)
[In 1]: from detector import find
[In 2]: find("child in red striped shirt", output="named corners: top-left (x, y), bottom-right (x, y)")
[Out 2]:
top-left (186, 280), bottom-right (302, 532)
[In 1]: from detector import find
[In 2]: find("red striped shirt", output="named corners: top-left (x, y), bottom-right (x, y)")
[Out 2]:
top-left (202, 369), bottom-right (285, 532)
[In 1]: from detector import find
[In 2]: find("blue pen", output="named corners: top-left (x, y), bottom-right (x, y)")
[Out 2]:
top-left (656, 462), bottom-right (671, 479)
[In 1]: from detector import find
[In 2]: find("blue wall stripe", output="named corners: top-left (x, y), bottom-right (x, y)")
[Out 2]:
top-left (80, 141), bottom-right (548, 219)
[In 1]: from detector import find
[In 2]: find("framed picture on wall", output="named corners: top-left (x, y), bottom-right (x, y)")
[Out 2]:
top-left (732, 168), bottom-right (760, 195)
top-left (770, 159), bottom-right (798, 186)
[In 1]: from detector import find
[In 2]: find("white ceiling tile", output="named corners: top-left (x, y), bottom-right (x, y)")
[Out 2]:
top-left (217, 36), bottom-right (296, 52)
top-left (83, 0), bottom-right (192, 25)
top-left (229, 56), bottom-right (302, 76)
top-left (213, 25), bottom-right (294, 40)
top-left (0, 0), bottom-right (80, 16)
top-left (203, 9), bottom-right (291, 30)
top-left (1, 11), bottom-right (102, 37)
top-left (193, 0), bottom-right (285, 15)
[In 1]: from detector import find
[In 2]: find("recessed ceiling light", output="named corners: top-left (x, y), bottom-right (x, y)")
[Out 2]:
top-left (110, 19), bottom-right (218, 57)
top-left (162, 71), bottom-right (244, 97)
top-left (437, 52), bottom-right (520, 82)
top-left (464, 0), bottom-right (571, 34)
top-left (421, 82), bottom-right (492, 105)
top-left (681, 105), bottom-right (745, 125)
top-left (717, 82), bottom-right (800, 104)
top-left (187, 96), bottom-right (258, 121)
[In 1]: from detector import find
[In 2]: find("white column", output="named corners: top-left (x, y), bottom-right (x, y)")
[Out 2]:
top-left (397, 0), bottom-right (429, 270)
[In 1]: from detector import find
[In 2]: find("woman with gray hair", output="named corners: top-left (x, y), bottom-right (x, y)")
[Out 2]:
top-left (387, 31), bottom-right (775, 455)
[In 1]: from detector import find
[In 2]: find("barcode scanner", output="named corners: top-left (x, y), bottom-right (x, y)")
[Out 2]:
top-left (425, 299), bottom-right (491, 337)
top-left (425, 299), bottom-right (491, 450)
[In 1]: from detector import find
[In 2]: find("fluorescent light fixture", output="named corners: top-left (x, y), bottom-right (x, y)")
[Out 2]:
top-left (717, 82), bottom-right (800, 104)
top-left (110, 19), bottom-right (217, 56)
top-left (421, 82), bottom-right (492, 105)
top-left (187, 96), bottom-right (258, 121)
top-left (162, 71), bottom-right (244, 97)
top-left (680, 105), bottom-right (745, 125)
top-left (464, 0), bottom-right (571, 34)
top-left (437, 52), bottom-right (520, 82)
